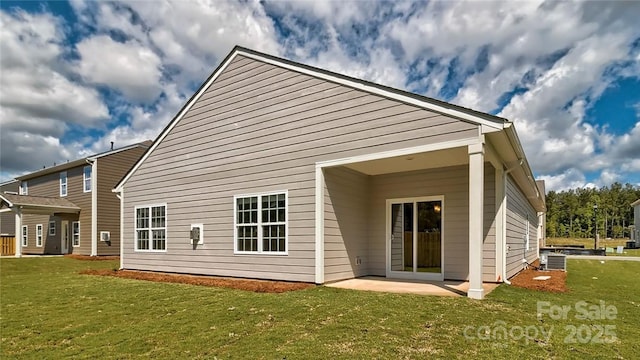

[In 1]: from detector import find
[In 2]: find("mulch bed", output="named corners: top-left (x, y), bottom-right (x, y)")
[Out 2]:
top-left (80, 269), bottom-right (315, 293)
top-left (509, 260), bottom-right (567, 293)
top-left (65, 254), bottom-right (120, 261)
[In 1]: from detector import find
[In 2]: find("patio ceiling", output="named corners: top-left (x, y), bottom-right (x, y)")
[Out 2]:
top-left (344, 146), bottom-right (469, 176)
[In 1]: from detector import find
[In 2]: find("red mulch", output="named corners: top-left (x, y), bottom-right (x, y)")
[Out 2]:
top-left (509, 260), bottom-right (567, 293)
top-left (80, 269), bottom-right (315, 293)
top-left (65, 254), bottom-right (120, 261)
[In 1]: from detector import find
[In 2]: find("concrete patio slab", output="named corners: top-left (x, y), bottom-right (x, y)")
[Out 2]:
top-left (325, 276), bottom-right (500, 297)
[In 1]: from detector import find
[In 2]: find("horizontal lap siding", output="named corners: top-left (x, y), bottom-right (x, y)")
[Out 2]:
top-left (96, 147), bottom-right (147, 255)
top-left (122, 55), bottom-right (479, 282)
top-left (483, 163), bottom-right (497, 282)
top-left (0, 182), bottom-right (18, 235)
top-left (21, 167), bottom-right (90, 255)
top-left (324, 167), bottom-right (370, 282)
top-left (506, 176), bottom-right (539, 279)
top-left (369, 165), bottom-right (469, 280)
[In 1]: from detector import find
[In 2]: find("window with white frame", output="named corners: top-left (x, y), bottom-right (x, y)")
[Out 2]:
top-left (49, 221), bottom-right (56, 236)
top-left (60, 172), bottom-right (67, 196)
top-left (21, 225), bottom-right (28, 246)
top-left (72, 221), bottom-right (80, 247)
top-left (20, 181), bottom-right (28, 195)
top-left (83, 165), bottom-right (92, 192)
top-left (36, 224), bottom-right (43, 247)
top-left (135, 204), bottom-right (166, 251)
top-left (235, 192), bottom-right (287, 254)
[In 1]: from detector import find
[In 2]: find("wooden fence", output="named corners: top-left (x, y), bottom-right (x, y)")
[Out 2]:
top-left (404, 232), bottom-right (441, 267)
top-left (1, 236), bottom-right (15, 256)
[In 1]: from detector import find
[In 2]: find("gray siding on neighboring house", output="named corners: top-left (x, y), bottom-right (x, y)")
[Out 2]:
top-left (122, 55), bottom-right (479, 282)
top-left (96, 147), bottom-right (148, 255)
top-left (368, 163), bottom-right (496, 281)
top-left (21, 167), bottom-right (90, 255)
top-left (1, 181), bottom-right (18, 235)
top-left (505, 175), bottom-right (539, 279)
top-left (324, 167), bottom-right (370, 282)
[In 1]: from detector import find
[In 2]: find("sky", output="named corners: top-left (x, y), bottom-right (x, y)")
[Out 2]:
top-left (0, 0), bottom-right (639, 192)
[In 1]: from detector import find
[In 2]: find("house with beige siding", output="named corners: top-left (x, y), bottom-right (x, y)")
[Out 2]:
top-left (0, 142), bottom-right (150, 256)
top-left (0, 180), bottom-right (19, 236)
top-left (114, 46), bottom-right (545, 299)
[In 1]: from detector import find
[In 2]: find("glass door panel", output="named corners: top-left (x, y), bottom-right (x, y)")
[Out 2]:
top-left (416, 201), bottom-right (442, 273)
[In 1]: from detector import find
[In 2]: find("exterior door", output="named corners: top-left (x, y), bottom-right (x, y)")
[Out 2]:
top-left (387, 197), bottom-right (444, 281)
top-left (61, 221), bottom-right (69, 254)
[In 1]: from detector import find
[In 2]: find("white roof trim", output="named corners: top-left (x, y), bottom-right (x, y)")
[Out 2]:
top-left (239, 50), bottom-right (506, 131)
top-left (114, 47), bottom-right (507, 191)
top-left (631, 199), bottom-right (640, 207)
top-left (0, 194), bottom-right (14, 207)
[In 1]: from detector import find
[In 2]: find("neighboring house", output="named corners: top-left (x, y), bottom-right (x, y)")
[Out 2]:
top-left (0, 142), bottom-right (151, 256)
top-left (0, 180), bottom-right (19, 236)
top-left (114, 46), bottom-right (545, 299)
top-left (632, 199), bottom-right (640, 247)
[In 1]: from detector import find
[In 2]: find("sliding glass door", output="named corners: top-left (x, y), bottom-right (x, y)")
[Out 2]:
top-left (388, 197), bottom-right (443, 280)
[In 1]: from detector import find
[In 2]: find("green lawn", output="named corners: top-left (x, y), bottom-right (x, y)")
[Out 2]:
top-left (2, 257), bottom-right (639, 359)
top-left (546, 237), bottom-right (630, 249)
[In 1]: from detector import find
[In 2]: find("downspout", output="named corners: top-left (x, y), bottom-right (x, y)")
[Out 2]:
top-left (501, 159), bottom-right (522, 285)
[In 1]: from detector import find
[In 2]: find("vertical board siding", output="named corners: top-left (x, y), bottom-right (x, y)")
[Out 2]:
top-left (21, 167), bottom-right (90, 255)
top-left (96, 147), bottom-right (148, 255)
top-left (505, 175), bottom-right (539, 279)
top-left (122, 55), bottom-right (479, 282)
top-left (323, 167), bottom-right (370, 282)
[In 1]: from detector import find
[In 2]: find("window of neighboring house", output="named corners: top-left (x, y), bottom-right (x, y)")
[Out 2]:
top-left (36, 224), bottom-right (43, 247)
top-left (135, 204), bottom-right (166, 251)
top-left (234, 192), bottom-right (287, 254)
top-left (60, 172), bottom-right (67, 197)
top-left (21, 225), bottom-right (28, 247)
top-left (49, 221), bottom-right (56, 236)
top-left (83, 165), bottom-right (92, 192)
top-left (72, 221), bottom-right (80, 247)
top-left (19, 181), bottom-right (28, 195)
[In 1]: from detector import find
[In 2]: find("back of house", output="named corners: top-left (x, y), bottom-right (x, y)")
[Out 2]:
top-left (3, 141), bottom-right (150, 256)
top-left (114, 46), bottom-right (545, 299)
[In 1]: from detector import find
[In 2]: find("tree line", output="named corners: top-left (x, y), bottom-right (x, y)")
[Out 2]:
top-left (546, 183), bottom-right (640, 239)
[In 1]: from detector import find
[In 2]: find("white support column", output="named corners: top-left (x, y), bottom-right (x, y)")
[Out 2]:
top-left (14, 208), bottom-right (22, 257)
top-left (91, 160), bottom-right (98, 256)
top-left (495, 167), bottom-right (505, 282)
top-left (314, 166), bottom-right (325, 284)
top-left (468, 143), bottom-right (485, 299)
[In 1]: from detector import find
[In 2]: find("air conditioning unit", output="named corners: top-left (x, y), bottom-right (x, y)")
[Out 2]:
top-left (100, 231), bottom-right (110, 242)
top-left (546, 253), bottom-right (566, 271)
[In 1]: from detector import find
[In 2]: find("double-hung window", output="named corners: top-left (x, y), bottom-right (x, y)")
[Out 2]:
top-left (21, 226), bottom-right (28, 246)
top-left (135, 204), bottom-right (166, 251)
top-left (234, 192), bottom-right (287, 254)
top-left (20, 181), bottom-right (28, 195)
top-left (83, 165), bottom-right (92, 192)
top-left (36, 224), bottom-right (43, 247)
top-left (49, 221), bottom-right (56, 236)
top-left (60, 172), bottom-right (67, 197)
top-left (72, 221), bottom-right (80, 247)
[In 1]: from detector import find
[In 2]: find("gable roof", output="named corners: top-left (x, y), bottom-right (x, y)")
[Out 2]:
top-left (114, 46), bottom-right (518, 191)
top-left (632, 199), bottom-right (640, 207)
top-left (16, 141), bottom-right (151, 181)
top-left (0, 193), bottom-right (80, 213)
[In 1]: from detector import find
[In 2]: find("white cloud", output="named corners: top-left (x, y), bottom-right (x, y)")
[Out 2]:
top-left (0, 9), bottom-right (109, 178)
top-left (76, 35), bottom-right (163, 102)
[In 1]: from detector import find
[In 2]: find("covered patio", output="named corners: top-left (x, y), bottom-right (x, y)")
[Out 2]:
top-left (0, 193), bottom-right (80, 257)
top-left (326, 276), bottom-right (500, 297)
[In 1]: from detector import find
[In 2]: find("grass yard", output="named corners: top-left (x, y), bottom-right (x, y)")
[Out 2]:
top-left (546, 237), bottom-right (630, 249)
top-left (2, 257), bottom-right (639, 359)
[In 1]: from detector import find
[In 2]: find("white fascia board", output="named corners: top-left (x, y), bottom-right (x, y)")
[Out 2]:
top-left (238, 50), bottom-right (506, 131)
top-left (316, 137), bottom-right (481, 168)
top-left (0, 195), bottom-right (14, 207)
